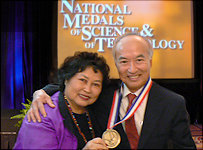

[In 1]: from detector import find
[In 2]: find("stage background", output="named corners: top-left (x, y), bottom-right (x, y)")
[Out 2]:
top-left (1, 1), bottom-right (202, 125)
top-left (57, 0), bottom-right (194, 79)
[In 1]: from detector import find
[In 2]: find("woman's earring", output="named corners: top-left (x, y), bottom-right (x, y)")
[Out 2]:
top-left (65, 80), bottom-right (67, 86)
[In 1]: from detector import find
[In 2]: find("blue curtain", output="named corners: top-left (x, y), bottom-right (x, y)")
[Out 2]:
top-left (1, 1), bottom-right (57, 109)
top-left (1, 1), bottom-right (33, 109)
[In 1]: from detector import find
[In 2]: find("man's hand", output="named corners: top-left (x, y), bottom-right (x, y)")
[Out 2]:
top-left (27, 89), bottom-right (55, 123)
top-left (83, 137), bottom-right (108, 150)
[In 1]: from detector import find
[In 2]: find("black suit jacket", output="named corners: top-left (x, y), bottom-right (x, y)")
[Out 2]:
top-left (43, 81), bottom-right (196, 149)
top-left (89, 81), bottom-right (196, 149)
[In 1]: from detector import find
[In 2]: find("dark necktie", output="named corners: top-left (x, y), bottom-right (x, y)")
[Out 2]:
top-left (125, 93), bottom-right (139, 149)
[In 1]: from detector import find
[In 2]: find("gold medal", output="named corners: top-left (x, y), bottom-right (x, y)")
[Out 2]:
top-left (102, 129), bottom-right (121, 148)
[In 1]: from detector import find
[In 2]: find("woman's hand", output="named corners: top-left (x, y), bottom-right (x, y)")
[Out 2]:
top-left (27, 89), bottom-right (55, 123)
top-left (83, 137), bottom-right (108, 150)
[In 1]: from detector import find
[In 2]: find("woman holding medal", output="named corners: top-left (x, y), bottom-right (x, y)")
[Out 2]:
top-left (26, 33), bottom-right (196, 149)
top-left (14, 52), bottom-right (109, 149)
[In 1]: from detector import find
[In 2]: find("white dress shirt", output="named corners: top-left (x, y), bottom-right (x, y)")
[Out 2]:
top-left (119, 83), bottom-right (149, 135)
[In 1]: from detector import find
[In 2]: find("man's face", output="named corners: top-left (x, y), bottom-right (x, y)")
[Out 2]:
top-left (115, 35), bottom-right (152, 93)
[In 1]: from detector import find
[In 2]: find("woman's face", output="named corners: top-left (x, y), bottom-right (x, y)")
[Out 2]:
top-left (64, 67), bottom-right (103, 114)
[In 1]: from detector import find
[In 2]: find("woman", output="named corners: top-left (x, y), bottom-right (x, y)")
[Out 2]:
top-left (14, 52), bottom-right (109, 149)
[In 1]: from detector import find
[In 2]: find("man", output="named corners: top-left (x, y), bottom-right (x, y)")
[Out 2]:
top-left (28, 33), bottom-right (196, 149)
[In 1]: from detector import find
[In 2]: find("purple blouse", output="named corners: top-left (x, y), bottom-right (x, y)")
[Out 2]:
top-left (13, 92), bottom-right (78, 149)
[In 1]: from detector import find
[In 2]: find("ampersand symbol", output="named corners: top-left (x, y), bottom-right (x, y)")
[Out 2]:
top-left (140, 24), bottom-right (153, 37)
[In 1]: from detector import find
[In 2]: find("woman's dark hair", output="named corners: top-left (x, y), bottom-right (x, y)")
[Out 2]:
top-left (58, 51), bottom-right (110, 92)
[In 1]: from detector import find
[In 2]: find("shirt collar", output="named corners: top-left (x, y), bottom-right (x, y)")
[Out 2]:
top-left (122, 83), bottom-right (144, 98)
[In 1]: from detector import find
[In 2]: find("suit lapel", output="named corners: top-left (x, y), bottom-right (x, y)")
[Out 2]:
top-left (114, 116), bottom-right (131, 149)
top-left (138, 83), bottom-right (163, 149)
top-left (102, 81), bottom-right (164, 149)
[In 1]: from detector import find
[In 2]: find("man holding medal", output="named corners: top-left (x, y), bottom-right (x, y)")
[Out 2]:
top-left (27, 33), bottom-right (196, 149)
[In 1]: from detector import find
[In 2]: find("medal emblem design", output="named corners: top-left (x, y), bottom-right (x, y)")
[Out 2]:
top-left (102, 129), bottom-right (121, 148)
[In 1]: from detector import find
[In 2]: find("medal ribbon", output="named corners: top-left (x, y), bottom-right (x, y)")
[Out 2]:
top-left (107, 77), bottom-right (152, 129)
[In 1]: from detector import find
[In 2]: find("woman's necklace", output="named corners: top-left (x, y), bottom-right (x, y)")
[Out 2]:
top-left (64, 95), bottom-right (95, 143)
